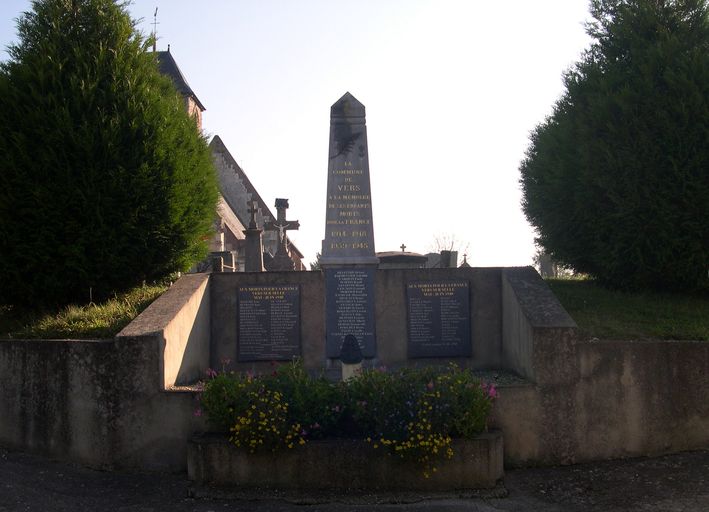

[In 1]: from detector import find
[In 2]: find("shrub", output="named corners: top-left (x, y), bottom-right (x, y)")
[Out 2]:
top-left (199, 361), bottom-right (496, 475)
top-left (520, 0), bottom-right (709, 292)
top-left (0, 0), bottom-right (218, 307)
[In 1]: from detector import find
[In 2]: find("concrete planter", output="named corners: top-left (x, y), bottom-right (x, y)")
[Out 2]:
top-left (188, 431), bottom-right (503, 491)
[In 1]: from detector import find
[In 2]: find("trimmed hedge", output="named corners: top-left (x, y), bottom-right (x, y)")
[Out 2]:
top-left (0, 0), bottom-right (218, 307)
top-left (520, 0), bottom-right (709, 292)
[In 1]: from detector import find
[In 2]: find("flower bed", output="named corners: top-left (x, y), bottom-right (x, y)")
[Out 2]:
top-left (193, 361), bottom-right (501, 489)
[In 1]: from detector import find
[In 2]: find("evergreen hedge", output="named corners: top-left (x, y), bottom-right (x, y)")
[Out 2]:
top-left (0, 0), bottom-right (218, 307)
top-left (520, 0), bottom-right (709, 292)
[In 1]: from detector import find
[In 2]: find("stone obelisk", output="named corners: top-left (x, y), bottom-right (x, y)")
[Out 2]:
top-left (321, 92), bottom-right (377, 265)
top-left (322, 92), bottom-right (377, 359)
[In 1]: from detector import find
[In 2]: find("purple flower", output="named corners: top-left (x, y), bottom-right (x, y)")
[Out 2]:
top-left (487, 384), bottom-right (498, 399)
top-left (193, 407), bottom-right (203, 417)
top-left (205, 368), bottom-right (217, 378)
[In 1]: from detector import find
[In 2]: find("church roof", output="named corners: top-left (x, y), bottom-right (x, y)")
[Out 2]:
top-left (209, 135), bottom-right (304, 259)
top-left (156, 50), bottom-right (206, 111)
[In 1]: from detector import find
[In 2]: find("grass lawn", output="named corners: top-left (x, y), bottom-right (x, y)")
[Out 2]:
top-left (0, 282), bottom-right (169, 339)
top-left (547, 279), bottom-right (709, 341)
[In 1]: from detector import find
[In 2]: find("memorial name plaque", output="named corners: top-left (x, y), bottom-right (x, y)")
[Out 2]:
top-left (325, 268), bottom-right (376, 358)
top-left (407, 281), bottom-right (471, 358)
top-left (237, 285), bottom-right (301, 362)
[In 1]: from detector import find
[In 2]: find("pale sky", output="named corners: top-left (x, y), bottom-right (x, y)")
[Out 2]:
top-left (1, 0), bottom-right (593, 267)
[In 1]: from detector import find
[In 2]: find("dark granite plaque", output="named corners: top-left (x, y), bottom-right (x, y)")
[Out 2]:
top-left (325, 268), bottom-right (376, 358)
top-left (237, 285), bottom-right (300, 361)
top-left (407, 281), bottom-right (471, 358)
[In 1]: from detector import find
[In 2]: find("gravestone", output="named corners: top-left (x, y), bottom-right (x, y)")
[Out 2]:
top-left (243, 201), bottom-right (265, 272)
top-left (407, 281), bottom-right (471, 358)
top-left (237, 285), bottom-right (301, 361)
top-left (321, 93), bottom-right (378, 359)
top-left (265, 198), bottom-right (300, 271)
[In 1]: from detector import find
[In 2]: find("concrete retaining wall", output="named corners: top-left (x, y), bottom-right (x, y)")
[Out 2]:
top-left (492, 267), bottom-right (709, 466)
top-left (119, 273), bottom-right (211, 388)
top-left (1, 268), bottom-right (706, 471)
top-left (0, 275), bottom-right (211, 470)
top-left (188, 432), bottom-right (504, 491)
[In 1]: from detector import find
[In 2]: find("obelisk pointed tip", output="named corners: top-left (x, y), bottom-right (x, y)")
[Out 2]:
top-left (331, 92), bottom-right (365, 119)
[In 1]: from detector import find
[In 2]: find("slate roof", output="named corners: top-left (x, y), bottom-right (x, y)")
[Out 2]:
top-left (155, 50), bottom-right (206, 111)
top-left (210, 135), bottom-right (304, 260)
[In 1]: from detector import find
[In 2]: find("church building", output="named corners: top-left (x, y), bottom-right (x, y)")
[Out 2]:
top-left (155, 48), bottom-right (305, 271)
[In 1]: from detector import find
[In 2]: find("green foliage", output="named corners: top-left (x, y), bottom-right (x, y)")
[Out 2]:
top-left (199, 361), bottom-right (496, 475)
top-left (229, 387), bottom-right (305, 452)
top-left (547, 278), bottom-right (709, 340)
top-left (268, 360), bottom-right (343, 438)
top-left (346, 365), bottom-right (494, 475)
top-left (0, 0), bottom-right (218, 307)
top-left (0, 279), bottom-right (169, 339)
top-left (520, 0), bottom-right (709, 292)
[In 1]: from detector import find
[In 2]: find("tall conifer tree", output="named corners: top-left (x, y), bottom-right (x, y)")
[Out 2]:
top-left (520, 0), bottom-right (708, 291)
top-left (0, 0), bottom-right (218, 307)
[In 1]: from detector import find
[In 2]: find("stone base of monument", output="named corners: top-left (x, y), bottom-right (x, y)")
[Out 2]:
top-left (187, 431), bottom-right (503, 492)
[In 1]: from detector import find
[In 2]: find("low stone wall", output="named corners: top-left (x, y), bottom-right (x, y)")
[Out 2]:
top-left (493, 339), bottom-right (709, 466)
top-left (118, 273), bottom-right (211, 388)
top-left (0, 274), bottom-right (211, 470)
top-left (188, 432), bottom-right (504, 491)
top-left (492, 266), bottom-right (709, 465)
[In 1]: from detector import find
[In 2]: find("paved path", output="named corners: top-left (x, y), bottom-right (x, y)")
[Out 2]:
top-left (1, 448), bottom-right (708, 511)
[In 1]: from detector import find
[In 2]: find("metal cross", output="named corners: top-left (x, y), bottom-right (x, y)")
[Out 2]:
top-left (400, 243), bottom-right (406, 252)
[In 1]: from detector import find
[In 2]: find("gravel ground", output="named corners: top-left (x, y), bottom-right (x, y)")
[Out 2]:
top-left (1, 447), bottom-right (708, 511)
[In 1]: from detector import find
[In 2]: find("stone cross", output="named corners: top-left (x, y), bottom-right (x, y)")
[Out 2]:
top-left (247, 201), bottom-right (259, 229)
top-left (264, 198), bottom-right (300, 271)
top-left (400, 243), bottom-right (406, 252)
